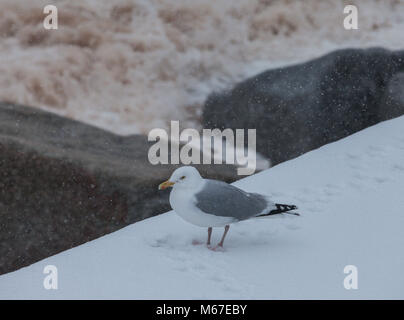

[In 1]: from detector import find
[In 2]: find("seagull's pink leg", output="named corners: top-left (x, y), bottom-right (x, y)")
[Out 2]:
top-left (217, 225), bottom-right (230, 248)
top-left (207, 227), bottom-right (212, 246)
top-left (192, 227), bottom-right (213, 246)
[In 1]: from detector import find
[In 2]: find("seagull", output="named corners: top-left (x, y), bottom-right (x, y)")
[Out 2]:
top-left (158, 166), bottom-right (299, 249)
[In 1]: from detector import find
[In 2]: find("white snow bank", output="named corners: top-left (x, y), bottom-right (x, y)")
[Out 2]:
top-left (1, 116), bottom-right (404, 299)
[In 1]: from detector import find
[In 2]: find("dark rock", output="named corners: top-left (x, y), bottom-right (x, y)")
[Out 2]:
top-left (0, 102), bottom-right (238, 275)
top-left (203, 48), bottom-right (404, 165)
top-left (380, 72), bottom-right (404, 120)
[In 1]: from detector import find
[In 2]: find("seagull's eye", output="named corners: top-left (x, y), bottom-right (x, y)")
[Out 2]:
top-left (180, 176), bottom-right (185, 180)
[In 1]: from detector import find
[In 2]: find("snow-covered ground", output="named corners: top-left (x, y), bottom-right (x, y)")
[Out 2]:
top-left (1, 116), bottom-right (404, 299)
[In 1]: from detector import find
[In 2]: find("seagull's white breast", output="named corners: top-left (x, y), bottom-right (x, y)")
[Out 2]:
top-left (169, 181), bottom-right (235, 227)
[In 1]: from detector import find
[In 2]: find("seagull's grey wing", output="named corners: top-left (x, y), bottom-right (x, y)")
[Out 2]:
top-left (194, 180), bottom-right (270, 221)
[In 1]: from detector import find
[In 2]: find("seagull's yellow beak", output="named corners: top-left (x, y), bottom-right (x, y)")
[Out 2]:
top-left (158, 180), bottom-right (175, 190)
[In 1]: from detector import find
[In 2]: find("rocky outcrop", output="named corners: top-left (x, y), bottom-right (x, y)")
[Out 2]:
top-left (203, 48), bottom-right (404, 165)
top-left (0, 102), bottom-right (237, 275)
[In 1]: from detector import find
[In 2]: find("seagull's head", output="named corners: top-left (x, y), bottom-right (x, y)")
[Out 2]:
top-left (158, 166), bottom-right (202, 190)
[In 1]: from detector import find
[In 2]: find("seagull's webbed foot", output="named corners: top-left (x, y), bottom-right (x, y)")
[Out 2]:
top-left (208, 244), bottom-right (226, 252)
